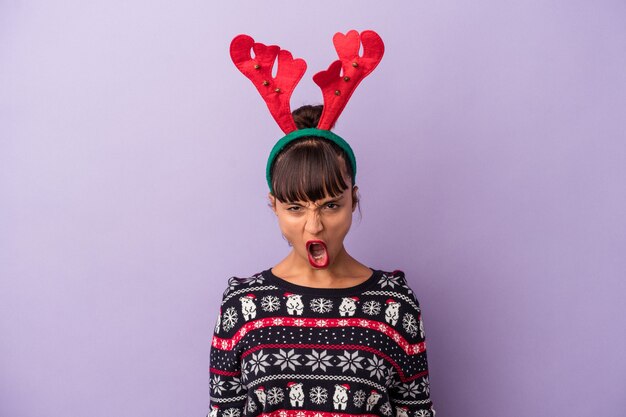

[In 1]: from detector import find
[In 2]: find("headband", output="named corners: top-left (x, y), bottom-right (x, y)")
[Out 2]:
top-left (229, 30), bottom-right (384, 192)
top-left (266, 128), bottom-right (357, 191)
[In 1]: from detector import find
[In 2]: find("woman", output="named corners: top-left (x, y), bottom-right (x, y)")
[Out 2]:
top-left (208, 104), bottom-right (436, 417)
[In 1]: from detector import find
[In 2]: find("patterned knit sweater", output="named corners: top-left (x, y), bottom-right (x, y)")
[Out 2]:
top-left (208, 269), bottom-right (436, 417)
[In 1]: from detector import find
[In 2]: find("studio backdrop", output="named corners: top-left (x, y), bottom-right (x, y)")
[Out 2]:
top-left (1, 1), bottom-right (625, 417)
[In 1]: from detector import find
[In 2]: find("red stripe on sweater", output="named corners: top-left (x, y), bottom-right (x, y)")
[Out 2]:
top-left (212, 317), bottom-right (425, 356)
top-left (209, 367), bottom-right (241, 376)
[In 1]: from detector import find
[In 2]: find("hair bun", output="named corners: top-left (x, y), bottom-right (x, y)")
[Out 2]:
top-left (292, 105), bottom-right (323, 129)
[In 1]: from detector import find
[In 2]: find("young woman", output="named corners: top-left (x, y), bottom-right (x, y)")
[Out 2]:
top-left (208, 106), bottom-right (436, 417)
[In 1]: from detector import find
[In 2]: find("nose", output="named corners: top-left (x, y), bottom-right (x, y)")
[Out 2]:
top-left (304, 211), bottom-right (324, 235)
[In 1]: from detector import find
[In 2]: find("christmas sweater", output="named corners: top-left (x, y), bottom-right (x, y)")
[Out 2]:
top-left (208, 269), bottom-right (436, 417)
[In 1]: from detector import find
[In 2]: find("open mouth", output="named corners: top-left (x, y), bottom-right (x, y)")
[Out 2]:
top-left (306, 240), bottom-right (329, 268)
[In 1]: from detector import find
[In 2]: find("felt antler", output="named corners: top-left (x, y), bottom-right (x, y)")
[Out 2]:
top-left (313, 30), bottom-right (385, 130)
top-left (230, 35), bottom-right (307, 134)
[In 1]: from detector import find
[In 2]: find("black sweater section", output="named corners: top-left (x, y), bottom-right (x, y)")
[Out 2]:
top-left (208, 269), bottom-right (435, 417)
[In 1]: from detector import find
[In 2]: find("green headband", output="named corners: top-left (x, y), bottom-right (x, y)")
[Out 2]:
top-left (266, 128), bottom-right (357, 193)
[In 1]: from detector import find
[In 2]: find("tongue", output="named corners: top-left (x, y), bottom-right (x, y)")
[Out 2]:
top-left (307, 243), bottom-right (329, 268)
top-left (310, 244), bottom-right (324, 257)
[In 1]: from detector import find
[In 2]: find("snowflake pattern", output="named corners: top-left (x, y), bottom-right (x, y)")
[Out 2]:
top-left (365, 355), bottom-right (387, 380)
top-left (229, 377), bottom-right (246, 393)
top-left (362, 300), bottom-right (381, 315)
top-left (353, 390), bottom-right (366, 407)
top-left (247, 350), bottom-right (270, 375)
top-left (273, 349), bottom-right (301, 371)
top-left (214, 312), bottom-right (221, 333)
top-left (261, 295), bottom-right (280, 312)
top-left (225, 277), bottom-right (241, 295)
top-left (221, 306), bottom-right (238, 332)
top-left (402, 313), bottom-right (418, 337)
top-left (419, 377), bottom-right (430, 396)
top-left (304, 349), bottom-right (333, 372)
top-left (240, 274), bottom-right (265, 285)
top-left (223, 408), bottom-right (240, 417)
top-left (211, 375), bottom-right (226, 396)
top-left (397, 380), bottom-right (420, 398)
top-left (385, 367), bottom-right (399, 388)
top-left (309, 386), bottom-right (328, 404)
top-left (266, 387), bottom-right (284, 405)
top-left (415, 410), bottom-right (431, 417)
top-left (379, 401), bottom-right (393, 416)
top-left (336, 350), bottom-right (364, 373)
top-left (378, 274), bottom-right (402, 289)
top-left (310, 298), bottom-right (333, 313)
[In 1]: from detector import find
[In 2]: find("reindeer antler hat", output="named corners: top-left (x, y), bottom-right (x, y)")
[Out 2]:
top-left (230, 30), bottom-right (385, 192)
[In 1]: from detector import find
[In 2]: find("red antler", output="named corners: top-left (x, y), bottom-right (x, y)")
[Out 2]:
top-left (313, 30), bottom-right (385, 130)
top-left (230, 35), bottom-right (307, 134)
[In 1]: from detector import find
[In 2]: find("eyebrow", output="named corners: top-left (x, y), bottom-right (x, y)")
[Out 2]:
top-left (316, 195), bottom-right (345, 205)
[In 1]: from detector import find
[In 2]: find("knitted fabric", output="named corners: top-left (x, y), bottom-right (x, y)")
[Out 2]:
top-left (208, 269), bottom-right (436, 417)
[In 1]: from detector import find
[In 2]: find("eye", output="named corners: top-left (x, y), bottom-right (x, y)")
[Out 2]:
top-left (286, 205), bottom-right (301, 212)
top-left (325, 203), bottom-right (339, 209)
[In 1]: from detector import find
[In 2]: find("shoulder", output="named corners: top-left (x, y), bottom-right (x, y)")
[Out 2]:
top-left (214, 271), bottom-right (271, 336)
top-left (220, 271), bottom-right (269, 300)
top-left (374, 269), bottom-right (423, 311)
top-left (217, 271), bottom-right (271, 312)
top-left (373, 269), bottom-right (426, 341)
top-left (375, 269), bottom-right (413, 294)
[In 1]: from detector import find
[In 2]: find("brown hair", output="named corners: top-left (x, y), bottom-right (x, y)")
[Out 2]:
top-left (270, 105), bottom-right (357, 206)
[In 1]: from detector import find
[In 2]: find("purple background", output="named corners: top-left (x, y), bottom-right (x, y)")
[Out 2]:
top-left (2, 1), bottom-right (625, 416)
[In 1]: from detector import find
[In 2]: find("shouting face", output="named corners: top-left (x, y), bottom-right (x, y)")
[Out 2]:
top-left (270, 185), bottom-right (358, 269)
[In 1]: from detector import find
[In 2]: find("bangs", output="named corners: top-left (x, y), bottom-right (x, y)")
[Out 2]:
top-left (271, 138), bottom-right (353, 203)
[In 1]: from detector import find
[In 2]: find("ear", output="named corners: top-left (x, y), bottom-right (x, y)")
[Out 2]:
top-left (268, 193), bottom-right (277, 214)
top-left (351, 185), bottom-right (359, 212)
